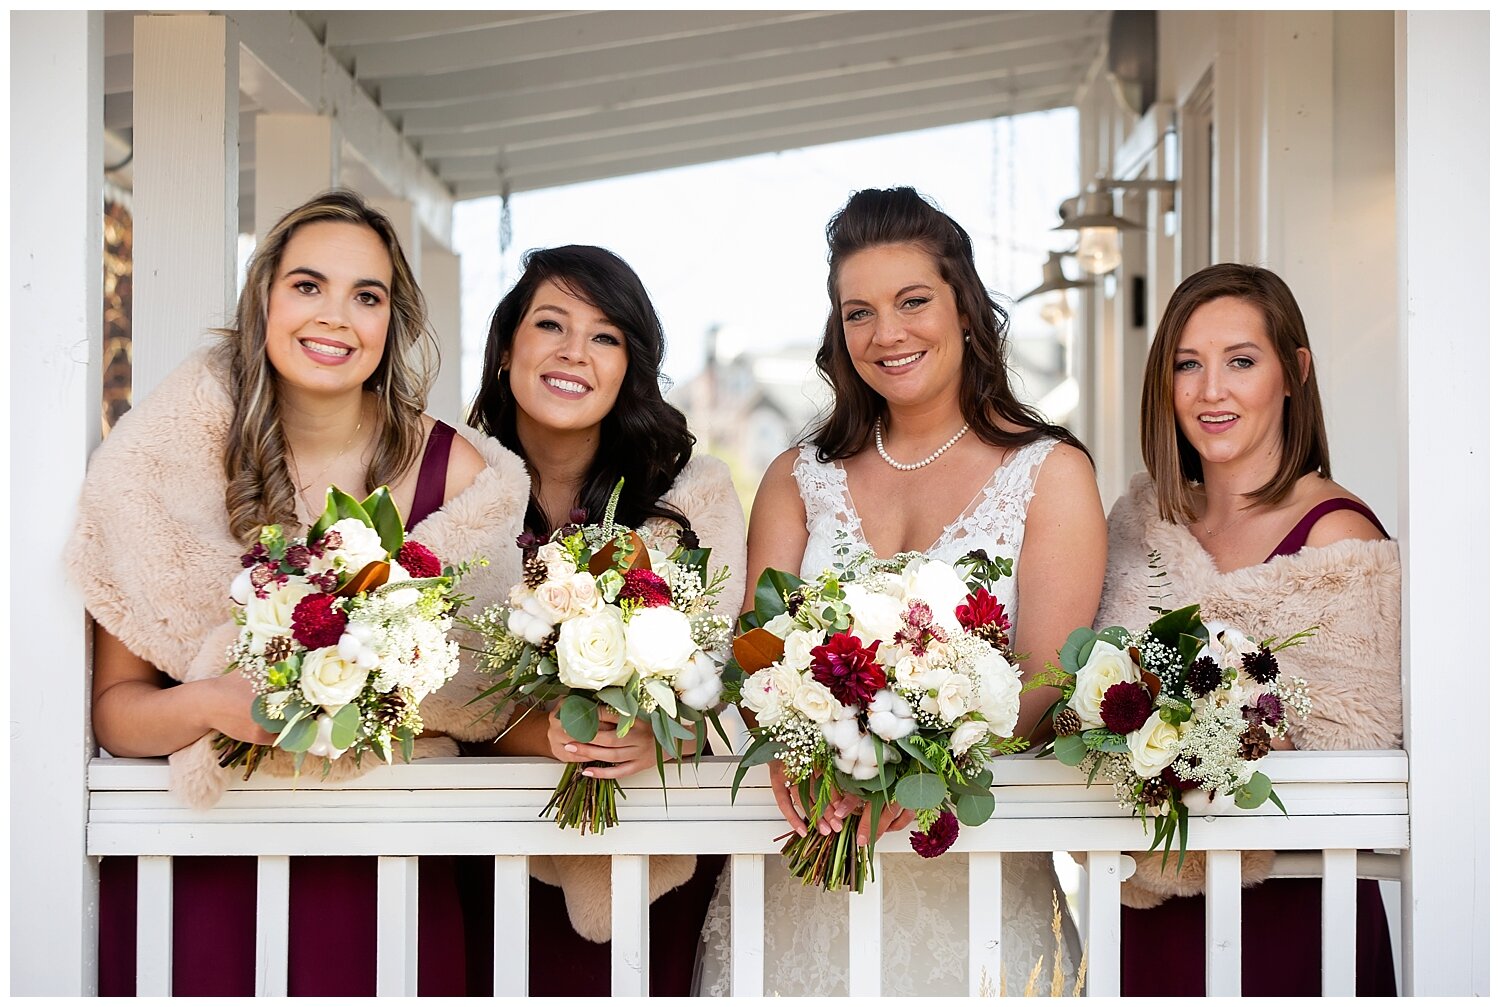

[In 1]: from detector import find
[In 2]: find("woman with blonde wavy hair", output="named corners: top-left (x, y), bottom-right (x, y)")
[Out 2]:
top-left (70, 189), bottom-right (526, 993)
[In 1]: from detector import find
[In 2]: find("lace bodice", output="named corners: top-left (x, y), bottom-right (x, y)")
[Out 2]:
top-left (794, 437), bottom-right (1059, 623)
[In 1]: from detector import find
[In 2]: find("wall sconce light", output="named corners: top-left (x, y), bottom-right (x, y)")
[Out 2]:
top-left (1052, 177), bottom-right (1177, 276)
top-left (1018, 250), bottom-right (1094, 301)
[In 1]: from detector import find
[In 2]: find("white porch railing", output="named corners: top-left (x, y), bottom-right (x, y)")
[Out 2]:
top-left (87, 750), bottom-right (1408, 996)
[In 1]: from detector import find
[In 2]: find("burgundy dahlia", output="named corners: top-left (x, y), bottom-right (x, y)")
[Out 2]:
top-left (956, 586), bottom-right (1011, 637)
top-left (910, 810), bottom-right (960, 858)
top-left (1100, 681), bottom-right (1154, 735)
top-left (291, 592), bottom-right (347, 649)
top-left (620, 568), bottom-right (674, 608)
top-left (810, 631), bottom-right (886, 708)
top-left (398, 540), bottom-right (442, 579)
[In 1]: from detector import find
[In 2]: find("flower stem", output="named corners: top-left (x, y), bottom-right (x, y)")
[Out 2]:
top-left (543, 761), bottom-right (625, 834)
top-left (779, 811), bottom-right (875, 892)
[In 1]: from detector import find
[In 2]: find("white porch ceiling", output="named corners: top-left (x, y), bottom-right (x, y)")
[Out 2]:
top-left (104, 10), bottom-right (1106, 221)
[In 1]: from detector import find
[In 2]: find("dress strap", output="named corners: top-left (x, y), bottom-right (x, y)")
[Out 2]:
top-left (406, 420), bottom-right (456, 532)
top-left (1265, 498), bottom-right (1389, 560)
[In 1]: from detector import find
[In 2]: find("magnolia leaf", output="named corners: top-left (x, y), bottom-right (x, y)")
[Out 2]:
top-left (308, 491), bottom-right (340, 543)
top-left (337, 560), bottom-right (391, 598)
top-left (732, 627), bottom-right (785, 676)
top-left (673, 547), bottom-right (711, 579)
top-left (955, 790), bottom-right (996, 827)
top-left (753, 568), bottom-right (805, 623)
top-left (1235, 771), bottom-right (1275, 809)
top-left (329, 486), bottom-right (371, 524)
top-left (329, 702), bottom-right (361, 750)
top-left (278, 716), bottom-right (319, 753)
top-left (589, 529), bottom-right (651, 576)
top-left (1052, 732), bottom-right (1088, 766)
top-left (558, 694), bottom-right (600, 743)
top-left (361, 486), bottom-right (405, 557)
top-left (893, 772), bottom-right (946, 811)
top-left (643, 678), bottom-right (678, 718)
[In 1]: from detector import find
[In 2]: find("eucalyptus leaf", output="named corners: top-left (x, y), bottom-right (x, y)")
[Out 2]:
top-left (955, 789), bottom-right (996, 827)
top-left (1234, 771), bottom-right (1274, 809)
top-left (278, 716), bottom-right (319, 753)
top-left (558, 694), bottom-right (600, 743)
top-left (1058, 626), bottom-right (1097, 674)
top-left (596, 686), bottom-right (632, 715)
top-left (329, 702), bottom-right (361, 750)
top-left (1052, 732), bottom-right (1088, 766)
top-left (895, 735), bottom-right (938, 773)
top-left (893, 772), bottom-right (946, 811)
top-left (730, 737), bottom-right (780, 799)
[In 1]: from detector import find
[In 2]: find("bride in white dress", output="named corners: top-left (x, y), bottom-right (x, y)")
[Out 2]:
top-left (697, 188), bottom-right (1107, 995)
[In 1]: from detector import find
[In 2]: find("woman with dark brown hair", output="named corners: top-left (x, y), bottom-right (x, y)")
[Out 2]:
top-left (698, 187), bottom-right (1106, 994)
top-left (1096, 262), bottom-right (1399, 994)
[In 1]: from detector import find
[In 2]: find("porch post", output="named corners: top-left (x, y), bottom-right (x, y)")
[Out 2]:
top-left (1394, 11), bottom-right (1489, 996)
top-left (10, 10), bottom-right (103, 995)
top-left (254, 114), bottom-right (341, 240)
top-left (422, 246), bottom-right (464, 425)
top-left (132, 13), bottom-right (239, 397)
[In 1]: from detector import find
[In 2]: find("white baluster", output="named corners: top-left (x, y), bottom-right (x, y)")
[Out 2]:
top-left (848, 852), bottom-right (882, 996)
top-left (729, 854), bottom-right (765, 996)
top-left (1204, 850), bottom-right (1242, 994)
top-left (493, 855), bottom-right (529, 996)
top-left (254, 855), bottom-right (290, 996)
top-left (968, 852), bottom-right (1005, 995)
top-left (135, 856), bottom-right (173, 996)
top-left (611, 855), bottom-right (650, 995)
top-left (1084, 852), bottom-right (1121, 996)
top-left (1322, 849), bottom-right (1358, 995)
top-left (376, 856), bottom-right (419, 995)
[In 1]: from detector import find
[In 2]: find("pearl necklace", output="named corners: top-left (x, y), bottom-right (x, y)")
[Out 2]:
top-left (874, 418), bottom-right (970, 471)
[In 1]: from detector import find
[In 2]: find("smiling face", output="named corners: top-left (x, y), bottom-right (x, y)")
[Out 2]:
top-left (505, 277), bottom-right (629, 439)
top-left (263, 220), bottom-right (393, 398)
top-left (836, 242), bottom-right (968, 409)
top-left (1172, 296), bottom-right (1300, 471)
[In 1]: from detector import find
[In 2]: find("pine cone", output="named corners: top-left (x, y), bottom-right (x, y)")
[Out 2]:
top-left (522, 555), bottom-right (549, 589)
top-left (1139, 774), bottom-right (1172, 807)
top-left (972, 622), bottom-right (1010, 652)
top-left (1239, 724), bottom-right (1272, 761)
top-left (1053, 707), bottom-right (1082, 737)
top-left (263, 635), bottom-right (292, 665)
top-left (376, 691), bottom-right (408, 729)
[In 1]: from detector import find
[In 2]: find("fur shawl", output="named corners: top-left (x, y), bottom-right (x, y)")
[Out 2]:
top-left (527, 453), bottom-right (747, 942)
top-left (1096, 473), bottom-right (1402, 908)
top-left (66, 348), bottom-right (531, 807)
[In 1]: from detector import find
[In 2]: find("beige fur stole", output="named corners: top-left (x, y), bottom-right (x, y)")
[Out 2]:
top-left (1096, 473), bottom-right (1402, 909)
top-left (527, 453), bottom-right (747, 942)
top-left (65, 348), bottom-right (532, 808)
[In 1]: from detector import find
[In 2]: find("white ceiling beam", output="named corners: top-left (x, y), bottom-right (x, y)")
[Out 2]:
top-left (346, 10), bottom-right (829, 79)
top-left (321, 10), bottom-right (579, 47)
top-left (104, 52), bottom-right (132, 94)
top-left (407, 41), bottom-right (1095, 154)
top-left (451, 89), bottom-right (1076, 198)
top-left (104, 9), bottom-right (140, 57)
top-left (372, 9), bottom-right (1068, 104)
top-left (434, 64), bottom-right (1087, 175)
top-left (223, 11), bottom-right (453, 248)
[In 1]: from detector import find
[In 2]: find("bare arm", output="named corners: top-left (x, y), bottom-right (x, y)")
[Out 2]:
top-left (743, 448), bottom-right (809, 612)
top-left (1012, 444), bottom-right (1108, 743)
top-left (91, 623), bottom-right (274, 757)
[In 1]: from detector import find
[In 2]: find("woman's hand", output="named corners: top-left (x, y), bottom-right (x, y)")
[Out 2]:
top-left (768, 760), bottom-right (915, 845)
top-left (546, 706), bottom-right (669, 780)
top-left (199, 673), bottom-right (277, 746)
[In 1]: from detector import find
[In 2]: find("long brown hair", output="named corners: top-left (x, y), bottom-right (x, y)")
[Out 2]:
top-left (809, 187), bottom-right (1087, 462)
top-left (218, 189), bottom-right (436, 542)
top-left (1141, 262), bottom-right (1331, 524)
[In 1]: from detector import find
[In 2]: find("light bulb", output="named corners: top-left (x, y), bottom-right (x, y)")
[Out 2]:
top-left (1039, 294), bottom-right (1073, 326)
top-left (1075, 226), bottom-right (1121, 275)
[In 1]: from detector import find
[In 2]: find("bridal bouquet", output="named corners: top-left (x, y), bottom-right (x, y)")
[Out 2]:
top-left (216, 487), bottom-right (473, 778)
top-left (728, 549), bottom-right (1028, 893)
top-left (1036, 604), bottom-right (1313, 863)
top-left (470, 483), bottom-right (734, 834)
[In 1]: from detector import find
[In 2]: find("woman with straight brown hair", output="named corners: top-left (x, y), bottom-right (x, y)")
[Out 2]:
top-left (1096, 262), bottom-right (1400, 994)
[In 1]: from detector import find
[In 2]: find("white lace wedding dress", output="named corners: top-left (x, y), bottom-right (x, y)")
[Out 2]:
top-left (697, 438), bottom-right (1081, 996)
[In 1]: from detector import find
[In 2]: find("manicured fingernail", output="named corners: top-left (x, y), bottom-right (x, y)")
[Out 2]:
top-left (564, 744), bottom-right (577, 753)
top-left (582, 769), bottom-right (594, 778)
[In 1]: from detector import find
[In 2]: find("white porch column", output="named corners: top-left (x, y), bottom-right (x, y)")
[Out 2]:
top-left (11, 10), bottom-right (103, 995)
top-left (254, 114), bottom-right (341, 239)
top-left (1395, 11), bottom-right (1489, 997)
top-left (132, 13), bottom-right (239, 398)
top-left (422, 246), bottom-right (464, 425)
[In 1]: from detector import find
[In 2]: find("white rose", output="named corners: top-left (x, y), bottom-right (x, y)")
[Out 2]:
top-left (1127, 712), bottom-right (1183, 777)
top-left (299, 646), bottom-right (370, 707)
top-left (244, 579), bottom-right (316, 648)
top-left (314, 518), bottom-right (387, 574)
top-left (842, 584), bottom-right (904, 647)
top-left (537, 542), bottom-right (574, 581)
top-left (791, 679), bottom-right (842, 724)
top-left (566, 573), bottom-right (602, 616)
top-left (676, 651), bottom-right (723, 711)
top-left (900, 559), bottom-right (970, 633)
top-left (950, 718), bottom-right (992, 757)
top-left (973, 649), bottom-right (1023, 736)
top-left (782, 629), bottom-right (821, 672)
top-left (833, 732), bottom-right (880, 780)
top-left (934, 673), bottom-right (976, 723)
top-left (533, 579), bottom-right (579, 623)
top-left (763, 612), bottom-right (796, 638)
top-left (305, 713), bottom-right (350, 760)
top-left (624, 607), bottom-right (697, 679)
top-left (556, 607), bottom-right (630, 690)
top-left (1067, 640), bottom-right (1139, 730)
top-left (867, 689), bottom-right (917, 741)
top-left (741, 665), bottom-right (797, 725)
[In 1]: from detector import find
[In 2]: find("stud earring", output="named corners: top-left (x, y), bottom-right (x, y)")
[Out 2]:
top-left (963, 330), bottom-right (971, 344)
